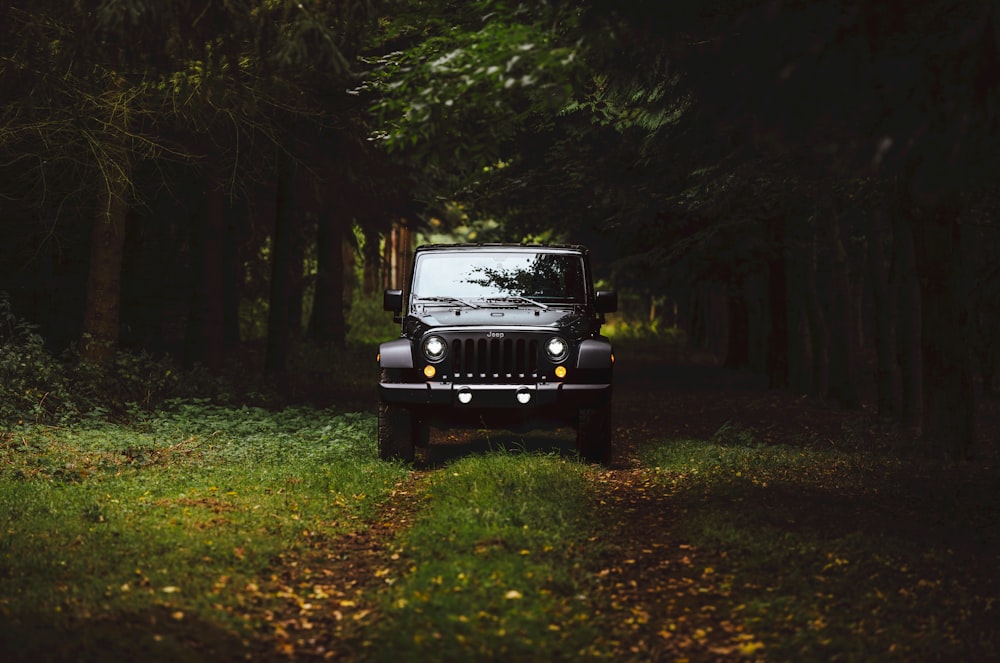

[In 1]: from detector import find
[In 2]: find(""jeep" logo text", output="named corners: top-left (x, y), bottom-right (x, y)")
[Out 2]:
top-left (486, 331), bottom-right (505, 338)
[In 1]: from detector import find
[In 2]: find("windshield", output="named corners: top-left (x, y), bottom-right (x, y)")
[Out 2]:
top-left (411, 251), bottom-right (587, 304)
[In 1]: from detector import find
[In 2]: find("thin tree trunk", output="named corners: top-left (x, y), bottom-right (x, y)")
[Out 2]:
top-left (745, 270), bottom-right (769, 375)
top-left (265, 156), bottom-right (296, 376)
top-left (911, 194), bottom-right (976, 458)
top-left (891, 184), bottom-right (922, 429)
top-left (362, 225), bottom-right (381, 296)
top-left (308, 209), bottom-right (347, 347)
top-left (81, 118), bottom-right (130, 365)
top-left (186, 164), bottom-right (227, 369)
top-left (765, 216), bottom-right (789, 389)
top-left (804, 215), bottom-right (829, 397)
top-left (826, 207), bottom-right (860, 409)
top-left (868, 206), bottom-right (899, 420)
top-left (785, 213), bottom-right (813, 394)
top-left (723, 289), bottom-right (750, 370)
top-left (222, 202), bottom-right (241, 350)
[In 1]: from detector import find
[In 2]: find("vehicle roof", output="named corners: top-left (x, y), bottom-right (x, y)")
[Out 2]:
top-left (415, 242), bottom-right (588, 255)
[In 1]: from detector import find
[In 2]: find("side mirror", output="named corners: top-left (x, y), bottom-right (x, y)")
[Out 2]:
top-left (383, 289), bottom-right (403, 313)
top-left (595, 290), bottom-right (617, 314)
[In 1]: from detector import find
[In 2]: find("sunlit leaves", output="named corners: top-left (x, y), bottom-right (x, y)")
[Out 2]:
top-left (362, 1), bottom-right (584, 163)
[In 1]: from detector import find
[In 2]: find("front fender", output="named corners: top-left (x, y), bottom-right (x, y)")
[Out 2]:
top-left (576, 338), bottom-right (613, 369)
top-left (379, 338), bottom-right (414, 369)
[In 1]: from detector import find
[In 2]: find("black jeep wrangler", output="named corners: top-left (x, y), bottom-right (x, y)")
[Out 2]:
top-left (377, 243), bottom-right (617, 463)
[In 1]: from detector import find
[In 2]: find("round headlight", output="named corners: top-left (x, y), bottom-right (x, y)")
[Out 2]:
top-left (422, 335), bottom-right (447, 362)
top-left (545, 336), bottom-right (569, 362)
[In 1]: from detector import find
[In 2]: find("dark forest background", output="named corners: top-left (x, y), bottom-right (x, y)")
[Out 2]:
top-left (2, 0), bottom-right (1000, 459)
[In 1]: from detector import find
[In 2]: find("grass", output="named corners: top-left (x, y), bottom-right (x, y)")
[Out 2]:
top-left (1, 407), bottom-right (998, 661)
top-left (0, 406), bottom-right (408, 662)
top-left (361, 452), bottom-right (609, 661)
top-left (640, 431), bottom-right (1000, 661)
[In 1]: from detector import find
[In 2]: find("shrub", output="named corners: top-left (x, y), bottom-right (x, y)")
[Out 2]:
top-left (0, 293), bottom-right (74, 424)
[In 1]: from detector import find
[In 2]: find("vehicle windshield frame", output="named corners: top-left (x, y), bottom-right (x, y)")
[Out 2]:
top-left (410, 250), bottom-right (589, 306)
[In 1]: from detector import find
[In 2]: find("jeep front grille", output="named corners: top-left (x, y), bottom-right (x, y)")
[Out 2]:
top-left (450, 338), bottom-right (539, 380)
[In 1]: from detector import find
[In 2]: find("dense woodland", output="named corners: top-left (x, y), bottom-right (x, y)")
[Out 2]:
top-left (2, 0), bottom-right (999, 459)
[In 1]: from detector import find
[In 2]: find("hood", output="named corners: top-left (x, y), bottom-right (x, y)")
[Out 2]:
top-left (408, 306), bottom-right (591, 336)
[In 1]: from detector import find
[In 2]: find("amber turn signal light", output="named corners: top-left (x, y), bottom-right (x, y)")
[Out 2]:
top-left (554, 365), bottom-right (567, 379)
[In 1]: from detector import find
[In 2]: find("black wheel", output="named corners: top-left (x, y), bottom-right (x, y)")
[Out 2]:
top-left (378, 400), bottom-right (416, 462)
top-left (576, 404), bottom-right (612, 464)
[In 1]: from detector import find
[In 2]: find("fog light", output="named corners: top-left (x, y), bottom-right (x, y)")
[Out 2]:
top-left (423, 364), bottom-right (436, 378)
top-left (457, 388), bottom-right (473, 404)
top-left (516, 388), bottom-right (532, 404)
top-left (554, 365), bottom-right (567, 379)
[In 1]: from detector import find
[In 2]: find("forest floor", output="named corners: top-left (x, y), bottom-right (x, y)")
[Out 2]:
top-left (252, 347), bottom-right (999, 661)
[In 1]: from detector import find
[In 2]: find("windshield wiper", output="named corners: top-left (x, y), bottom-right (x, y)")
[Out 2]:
top-left (484, 296), bottom-right (549, 309)
top-left (415, 296), bottom-right (480, 308)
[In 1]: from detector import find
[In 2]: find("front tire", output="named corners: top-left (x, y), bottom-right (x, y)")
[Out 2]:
top-left (576, 404), bottom-right (612, 464)
top-left (378, 401), bottom-right (416, 462)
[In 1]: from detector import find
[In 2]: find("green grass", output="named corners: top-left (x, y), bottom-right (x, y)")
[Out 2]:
top-left (361, 452), bottom-right (611, 661)
top-left (640, 431), bottom-right (1000, 661)
top-left (2, 407), bottom-right (997, 661)
top-left (0, 405), bottom-right (408, 662)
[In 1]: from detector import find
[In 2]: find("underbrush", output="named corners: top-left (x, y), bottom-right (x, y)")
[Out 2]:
top-left (0, 291), bottom-right (391, 426)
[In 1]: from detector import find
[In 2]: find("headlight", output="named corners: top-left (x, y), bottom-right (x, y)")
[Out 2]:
top-left (545, 336), bottom-right (569, 362)
top-left (422, 335), bottom-right (447, 362)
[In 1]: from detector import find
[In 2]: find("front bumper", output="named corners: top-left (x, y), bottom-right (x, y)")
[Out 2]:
top-left (379, 381), bottom-right (611, 409)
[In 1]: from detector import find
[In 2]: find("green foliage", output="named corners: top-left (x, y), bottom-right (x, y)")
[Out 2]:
top-left (0, 294), bottom-right (72, 424)
top-left (346, 288), bottom-right (401, 345)
top-left (362, 0), bottom-right (583, 164)
top-left (0, 295), bottom-right (265, 425)
top-left (602, 315), bottom-right (685, 344)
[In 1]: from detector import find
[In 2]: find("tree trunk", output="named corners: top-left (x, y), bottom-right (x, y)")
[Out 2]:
top-left (891, 185), bottom-right (922, 430)
top-left (785, 213), bottom-right (814, 394)
top-left (722, 289), bottom-right (750, 370)
top-left (745, 270), bottom-right (769, 375)
top-left (868, 206), bottom-right (899, 420)
top-left (265, 156), bottom-right (296, 377)
top-left (911, 195), bottom-right (976, 458)
top-left (222, 202), bottom-right (241, 350)
top-left (362, 225), bottom-right (382, 296)
top-left (81, 133), bottom-right (130, 365)
top-left (804, 215), bottom-right (829, 397)
top-left (765, 216), bottom-right (789, 389)
top-left (186, 165), bottom-right (227, 369)
top-left (825, 207), bottom-right (860, 409)
top-left (308, 208), bottom-right (347, 347)
top-left (704, 283), bottom-right (728, 363)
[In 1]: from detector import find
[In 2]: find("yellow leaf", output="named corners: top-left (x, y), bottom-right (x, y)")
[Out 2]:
top-left (738, 641), bottom-right (765, 655)
top-left (504, 590), bottom-right (523, 600)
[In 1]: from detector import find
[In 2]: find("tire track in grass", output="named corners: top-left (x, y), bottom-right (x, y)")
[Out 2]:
top-left (247, 472), bottom-right (429, 661)
top-left (586, 468), bottom-right (764, 661)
